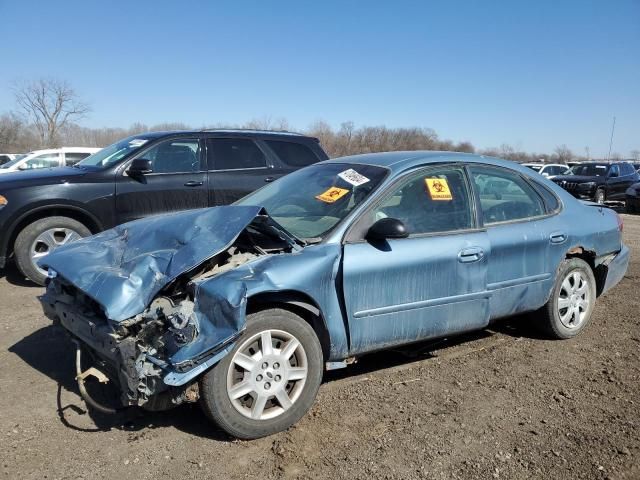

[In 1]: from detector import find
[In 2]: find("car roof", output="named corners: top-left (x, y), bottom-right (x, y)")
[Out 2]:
top-left (321, 151), bottom-right (529, 174)
top-left (136, 129), bottom-right (318, 141)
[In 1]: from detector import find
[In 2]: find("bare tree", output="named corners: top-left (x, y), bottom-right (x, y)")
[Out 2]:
top-left (630, 150), bottom-right (640, 162)
top-left (553, 144), bottom-right (573, 164)
top-left (13, 78), bottom-right (90, 148)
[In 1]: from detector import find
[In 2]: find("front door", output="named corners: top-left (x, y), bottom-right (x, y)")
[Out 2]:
top-left (342, 165), bottom-right (490, 354)
top-left (115, 137), bottom-right (208, 224)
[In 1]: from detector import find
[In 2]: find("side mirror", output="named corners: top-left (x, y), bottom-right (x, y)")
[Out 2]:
top-left (18, 164), bottom-right (29, 171)
top-left (366, 217), bottom-right (409, 241)
top-left (127, 158), bottom-right (153, 175)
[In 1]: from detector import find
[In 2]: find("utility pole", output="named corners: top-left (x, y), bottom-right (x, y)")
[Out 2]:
top-left (607, 116), bottom-right (616, 162)
top-left (585, 146), bottom-right (590, 160)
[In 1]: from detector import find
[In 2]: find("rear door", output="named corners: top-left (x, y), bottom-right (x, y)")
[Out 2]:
top-left (206, 137), bottom-right (274, 205)
top-left (469, 165), bottom-right (559, 319)
top-left (342, 165), bottom-right (490, 354)
top-left (115, 136), bottom-right (208, 224)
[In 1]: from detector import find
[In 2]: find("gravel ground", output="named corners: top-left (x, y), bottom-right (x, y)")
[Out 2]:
top-left (1, 213), bottom-right (638, 480)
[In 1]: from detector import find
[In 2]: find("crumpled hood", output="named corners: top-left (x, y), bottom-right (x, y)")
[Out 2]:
top-left (41, 205), bottom-right (264, 322)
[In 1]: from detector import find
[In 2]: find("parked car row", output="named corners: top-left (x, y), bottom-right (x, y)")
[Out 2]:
top-left (524, 160), bottom-right (640, 211)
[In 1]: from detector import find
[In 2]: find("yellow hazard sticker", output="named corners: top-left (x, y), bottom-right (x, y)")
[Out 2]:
top-left (316, 187), bottom-right (350, 203)
top-left (425, 178), bottom-right (453, 201)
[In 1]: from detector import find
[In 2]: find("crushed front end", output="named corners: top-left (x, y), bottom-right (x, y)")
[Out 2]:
top-left (38, 206), bottom-right (299, 411)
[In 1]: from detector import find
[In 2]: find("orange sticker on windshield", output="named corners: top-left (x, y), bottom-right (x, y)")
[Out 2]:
top-left (425, 178), bottom-right (453, 201)
top-left (316, 187), bottom-right (350, 203)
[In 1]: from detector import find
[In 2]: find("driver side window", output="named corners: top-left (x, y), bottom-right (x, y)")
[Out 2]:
top-left (470, 167), bottom-right (544, 224)
top-left (369, 166), bottom-right (473, 235)
top-left (140, 138), bottom-right (201, 174)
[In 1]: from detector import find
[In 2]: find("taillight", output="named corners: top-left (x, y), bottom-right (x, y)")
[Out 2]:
top-left (616, 213), bottom-right (624, 232)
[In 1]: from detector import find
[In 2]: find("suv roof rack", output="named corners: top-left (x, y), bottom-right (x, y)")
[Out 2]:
top-left (199, 128), bottom-right (306, 136)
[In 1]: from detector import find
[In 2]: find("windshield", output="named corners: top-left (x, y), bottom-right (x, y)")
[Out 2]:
top-left (570, 164), bottom-right (608, 176)
top-left (78, 136), bottom-right (152, 168)
top-left (0, 153), bottom-right (31, 169)
top-left (237, 163), bottom-right (389, 240)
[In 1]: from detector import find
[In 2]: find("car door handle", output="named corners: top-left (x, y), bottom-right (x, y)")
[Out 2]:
top-left (264, 177), bottom-right (275, 183)
top-left (184, 181), bottom-right (203, 187)
top-left (550, 232), bottom-right (567, 244)
top-left (458, 247), bottom-right (484, 263)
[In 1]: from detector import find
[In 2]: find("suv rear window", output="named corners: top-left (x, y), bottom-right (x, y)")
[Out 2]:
top-left (208, 138), bottom-right (267, 170)
top-left (265, 140), bottom-right (319, 167)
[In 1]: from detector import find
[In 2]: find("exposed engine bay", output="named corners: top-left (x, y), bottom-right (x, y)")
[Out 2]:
top-left (40, 214), bottom-right (296, 411)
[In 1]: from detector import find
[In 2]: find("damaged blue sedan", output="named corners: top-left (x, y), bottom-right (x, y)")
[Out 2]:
top-left (40, 152), bottom-right (629, 439)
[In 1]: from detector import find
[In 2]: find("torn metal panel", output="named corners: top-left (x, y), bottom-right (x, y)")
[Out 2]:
top-left (186, 243), bottom-right (349, 361)
top-left (40, 205), bottom-right (264, 321)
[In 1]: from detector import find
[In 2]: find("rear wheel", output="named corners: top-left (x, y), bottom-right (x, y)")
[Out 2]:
top-left (14, 216), bottom-right (90, 285)
top-left (536, 258), bottom-right (596, 339)
top-left (200, 308), bottom-right (323, 439)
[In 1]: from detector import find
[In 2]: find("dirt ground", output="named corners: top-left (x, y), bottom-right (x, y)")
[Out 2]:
top-left (1, 214), bottom-right (638, 480)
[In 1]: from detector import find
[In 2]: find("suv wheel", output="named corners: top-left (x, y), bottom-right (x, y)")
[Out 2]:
top-left (200, 308), bottom-right (323, 439)
top-left (14, 216), bottom-right (90, 285)
top-left (594, 188), bottom-right (605, 204)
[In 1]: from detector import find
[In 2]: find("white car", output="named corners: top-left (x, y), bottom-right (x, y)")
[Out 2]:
top-left (0, 147), bottom-right (101, 174)
top-left (522, 163), bottom-right (571, 178)
top-left (0, 153), bottom-right (25, 166)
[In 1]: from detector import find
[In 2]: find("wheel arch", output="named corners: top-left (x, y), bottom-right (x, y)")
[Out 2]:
top-left (564, 245), bottom-right (606, 296)
top-left (4, 204), bottom-right (103, 259)
top-left (246, 290), bottom-right (331, 361)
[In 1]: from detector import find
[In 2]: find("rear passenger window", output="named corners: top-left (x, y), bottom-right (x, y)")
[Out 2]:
top-left (370, 166), bottom-right (473, 235)
top-left (470, 167), bottom-right (545, 224)
top-left (208, 138), bottom-right (266, 170)
top-left (265, 140), bottom-right (319, 167)
top-left (532, 182), bottom-right (560, 212)
top-left (65, 152), bottom-right (91, 166)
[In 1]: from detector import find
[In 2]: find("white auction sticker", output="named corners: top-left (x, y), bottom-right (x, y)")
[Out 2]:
top-left (338, 169), bottom-right (370, 186)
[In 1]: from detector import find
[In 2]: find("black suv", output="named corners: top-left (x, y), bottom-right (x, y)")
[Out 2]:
top-left (0, 129), bottom-right (328, 285)
top-left (551, 161), bottom-right (639, 204)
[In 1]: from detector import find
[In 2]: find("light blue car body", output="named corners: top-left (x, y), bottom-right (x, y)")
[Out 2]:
top-left (40, 152), bottom-right (629, 400)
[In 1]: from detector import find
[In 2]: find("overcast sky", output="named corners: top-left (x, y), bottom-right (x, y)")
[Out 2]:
top-left (1, 0), bottom-right (638, 157)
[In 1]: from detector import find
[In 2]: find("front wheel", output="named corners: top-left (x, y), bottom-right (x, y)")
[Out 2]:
top-left (200, 308), bottom-right (323, 439)
top-left (536, 258), bottom-right (596, 339)
top-left (14, 216), bottom-right (91, 286)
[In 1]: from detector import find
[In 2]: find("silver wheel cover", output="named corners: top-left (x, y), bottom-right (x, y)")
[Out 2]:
top-left (227, 329), bottom-right (308, 420)
top-left (557, 270), bottom-right (591, 329)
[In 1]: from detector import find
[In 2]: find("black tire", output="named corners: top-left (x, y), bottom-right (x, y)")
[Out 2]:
top-left (626, 201), bottom-right (637, 214)
top-left (536, 258), bottom-right (597, 339)
top-left (14, 216), bottom-right (91, 286)
top-left (200, 308), bottom-right (323, 439)
top-left (594, 188), bottom-right (605, 204)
